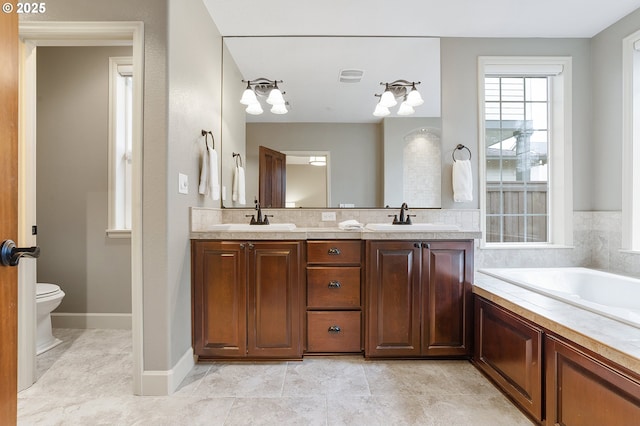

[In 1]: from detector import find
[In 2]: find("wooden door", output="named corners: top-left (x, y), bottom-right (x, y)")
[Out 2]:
top-left (365, 241), bottom-right (421, 357)
top-left (247, 241), bottom-right (301, 359)
top-left (422, 241), bottom-right (473, 356)
top-left (191, 241), bottom-right (247, 359)
top-left (0, 7), bottom-right (19, 424)
top-left (258, 146), bottom-right (286, 208)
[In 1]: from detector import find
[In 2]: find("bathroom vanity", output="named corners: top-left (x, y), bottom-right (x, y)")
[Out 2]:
top-left (190, 219), bottom-right (480, 361)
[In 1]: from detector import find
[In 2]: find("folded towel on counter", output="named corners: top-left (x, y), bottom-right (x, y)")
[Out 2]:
top-left (339, 219), bottom-right (364, 230)
top-left (198, 146), bottom-right (220, 200)
top-left (452, 159), bottom-right (473, 202)
top-left (232, 165), bottom-right (246, 205)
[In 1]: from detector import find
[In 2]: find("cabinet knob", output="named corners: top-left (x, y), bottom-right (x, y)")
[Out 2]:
top-left (328, 281), bottom-right (341, 289)
top-left (328, 325), bottom-right (341, 333)
top-left (327, 247), bottom-right (341, 255)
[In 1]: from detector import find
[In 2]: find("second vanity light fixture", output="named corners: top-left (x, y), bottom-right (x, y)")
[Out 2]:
top-left (240, 78), bottom-right (288, 115)
top-left (373, 80), bottom-right (424, 117)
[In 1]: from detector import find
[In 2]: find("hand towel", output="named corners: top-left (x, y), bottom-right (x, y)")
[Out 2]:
top-left (232, 165), bottom-right (246, 205)
top-left (338, 219), bottom-right (364, 230)
top-left (452, 159), bottom-right (473, 202)
top-left (199, 146), bottom-right (220, 200)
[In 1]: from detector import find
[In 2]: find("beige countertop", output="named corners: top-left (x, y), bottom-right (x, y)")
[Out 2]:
top-left (474, 272), bottom-right (640, 375)
top-left (190, 227), bottom-right (482, 240)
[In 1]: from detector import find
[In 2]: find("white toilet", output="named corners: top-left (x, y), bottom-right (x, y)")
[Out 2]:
top-left (36, 283), bottom-right (65, 355)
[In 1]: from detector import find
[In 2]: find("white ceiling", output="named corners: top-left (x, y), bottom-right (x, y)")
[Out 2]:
top-left (203, 0), bottom-right (640, 123)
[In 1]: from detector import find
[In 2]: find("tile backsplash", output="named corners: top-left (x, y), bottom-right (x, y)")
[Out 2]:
top-left (191, 208), bottom-right (639, 278)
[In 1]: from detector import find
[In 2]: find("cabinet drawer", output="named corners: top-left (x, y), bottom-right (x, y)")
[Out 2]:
top-left (307, 267), bottom-right (360, 308)
top-left (307, 311), bottom-right (361, 353)
top-left (307, 241), bottom-right (361, 264)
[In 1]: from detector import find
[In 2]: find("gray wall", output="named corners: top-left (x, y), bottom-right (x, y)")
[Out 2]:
top-left (246, 122), bottom-right (382, 207)
top-left (440, 37), bottom-right (592, 210)
top-left (167, 0), bottom-right (222, 367)
top-left (591, 7), bottom-right (640, 210)
top-left (37, 46), bottom-right (132, 314)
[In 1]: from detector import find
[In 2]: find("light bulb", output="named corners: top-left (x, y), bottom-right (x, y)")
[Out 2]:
top-left (270, 103), bottom-right (288, 114)
top-left (245, 102), bottom-right (263, 115)
top-left (373, 102), bottom-right (390, 117)
top-left (397, 101), bottom-right (415, 116)
top-left (266, 87), bottom-right (285, 105)
top-left (406, 86), bottom-right (424, 107)
top-left (240, 87), bottom-right (257, 105)
top-left (379, 89), bottom-right (397, 108)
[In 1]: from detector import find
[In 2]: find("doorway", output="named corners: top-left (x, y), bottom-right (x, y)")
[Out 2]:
top-left (18, 22), bottom-right (144, 394)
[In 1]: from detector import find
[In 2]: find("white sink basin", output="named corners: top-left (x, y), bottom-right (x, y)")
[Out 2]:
top-left (206, 223), bottom-right (297, 231)
top-left (365, 223), bottom-right (461, 231)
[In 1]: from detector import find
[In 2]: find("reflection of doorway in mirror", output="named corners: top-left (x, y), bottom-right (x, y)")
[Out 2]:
top-left (402, 128), bottom-right (441, 207)
top-left (283, 151), bottom-right (330, 208)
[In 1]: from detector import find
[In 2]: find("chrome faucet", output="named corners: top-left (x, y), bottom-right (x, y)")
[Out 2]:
top-left (390, 202), bottom-right (415, 225)
top-left (246, 198), bottom-right (272, 225)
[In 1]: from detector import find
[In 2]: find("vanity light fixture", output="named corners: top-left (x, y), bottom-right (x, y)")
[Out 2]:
top-left (373, 80), bottom-right (422, 117)
top-left (240, 78), bottom-right (288, 115)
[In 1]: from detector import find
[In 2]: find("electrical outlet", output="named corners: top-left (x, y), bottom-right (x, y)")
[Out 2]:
top-left (321, 211), bottom-right (336, 221)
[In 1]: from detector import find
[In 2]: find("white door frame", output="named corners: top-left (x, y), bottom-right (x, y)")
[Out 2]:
top-left (18, 21), bottom-right (144, 395)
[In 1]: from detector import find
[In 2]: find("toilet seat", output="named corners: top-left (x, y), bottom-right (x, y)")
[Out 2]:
top-left (37, 283), bottom-right (61, 299)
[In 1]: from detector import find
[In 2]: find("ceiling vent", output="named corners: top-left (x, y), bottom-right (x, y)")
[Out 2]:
top-left (339, 69), bottom-right (364, 83)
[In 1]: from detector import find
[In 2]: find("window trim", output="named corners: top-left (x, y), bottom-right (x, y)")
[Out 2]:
top-left (622, 30), bottom-right (640, 252)
top-left (478, 56), bottom-right (573, 248)
top-left (107, 56), bottom-right (133, 239)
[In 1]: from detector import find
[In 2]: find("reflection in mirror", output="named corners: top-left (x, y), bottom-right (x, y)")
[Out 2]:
top-left (221, 36), bottom-right (443, 208)
top-left (283, 152), bottom-right (330, 208)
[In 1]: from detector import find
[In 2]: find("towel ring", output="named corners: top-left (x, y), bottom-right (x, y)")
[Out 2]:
top-left (201, 130), bottom-right (214, 149)
top-left (452, 144), bottom-right (471, 162)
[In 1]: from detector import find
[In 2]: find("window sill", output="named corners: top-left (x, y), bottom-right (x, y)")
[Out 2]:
top-left (480, 243), bottom-right (575, 250)
top-left (619, 249), bottom-right (640, 255)
top-left (106, 229), bottom-right (131, 239)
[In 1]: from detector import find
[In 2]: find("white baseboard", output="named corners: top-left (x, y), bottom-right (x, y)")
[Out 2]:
top-left (140, 346), bottom-right (195, 396)
top-left (51, 312), bottom-right (132, 329)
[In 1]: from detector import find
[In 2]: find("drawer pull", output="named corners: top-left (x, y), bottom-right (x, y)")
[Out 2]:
top-left (327, 247), bottom-right (341, 255)
top-left (328, 281), bottom-right (341, 289)
top-left (328, 325), bottom-right (341, 333)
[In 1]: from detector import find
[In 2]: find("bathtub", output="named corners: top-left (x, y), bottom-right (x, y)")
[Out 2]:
top-left (478, 267), bottom-right (640, 329)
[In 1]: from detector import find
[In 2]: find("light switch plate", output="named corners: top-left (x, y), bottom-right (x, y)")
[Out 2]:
top-left (321, 211), bottom-right (336, 221)
top-left (178, 173), bottom-right (188, 194)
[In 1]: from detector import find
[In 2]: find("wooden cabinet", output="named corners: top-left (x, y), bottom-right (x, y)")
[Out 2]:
top-left (365, 240), bottom-right (473, 358)
top-left (192, 240), bottom-right (302, 360)
top-left (474, 297), bottom-right (543, 422)
top-left (305, 240), bottom-right (363, 353)
top-left (545, 335), bottom-right (640, 425)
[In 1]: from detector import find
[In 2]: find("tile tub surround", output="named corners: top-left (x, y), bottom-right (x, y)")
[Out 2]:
top-left (473, 272), bottom-right (640, 374)
top-left (18, 329), bottom-right (533, 425)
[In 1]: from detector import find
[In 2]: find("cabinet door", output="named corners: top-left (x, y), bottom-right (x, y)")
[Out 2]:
top-left (422, 241), bottom-right (473, 357)
top-left (545, 335), bottom-right (640, 425)
top-left (366, 241), bottom-right (421, 357)
top-left (247, 242), bottom-right (302, 358)
top-left (192, 241), bottom-right (247, 358)
top-left (474, 297), bottom-right (543, 421)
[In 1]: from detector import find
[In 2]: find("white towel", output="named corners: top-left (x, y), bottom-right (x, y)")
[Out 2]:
top-left (198, 146), bottom-right (220, 200)
top-left (232, 165), bottom-right (246, 205)
top-left (452, 159), bottom-right (473, 202)
top-left (338, 219), bottom-right (364, 230)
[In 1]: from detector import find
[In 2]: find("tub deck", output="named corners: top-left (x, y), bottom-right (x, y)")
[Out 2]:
top-left (474, 269), bottom-right (640, 375)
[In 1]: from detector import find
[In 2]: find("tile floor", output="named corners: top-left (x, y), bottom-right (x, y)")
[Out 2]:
top-left (18, 329), bottom-right (533, 425)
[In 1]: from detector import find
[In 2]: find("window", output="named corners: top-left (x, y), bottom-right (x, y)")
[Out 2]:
top-left (478, 57), bottom-right (573, 246)
top-left (107, 57), bottom-right (133, 238)
top-left (623, 31), bottom-right (640, 252)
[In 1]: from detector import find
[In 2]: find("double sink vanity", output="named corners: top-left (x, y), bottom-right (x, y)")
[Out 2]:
top-left (190, 207), bottom-right (479, 361)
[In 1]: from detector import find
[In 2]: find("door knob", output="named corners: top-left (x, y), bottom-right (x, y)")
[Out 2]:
top-left (1, 239), bottom-right (40, 267)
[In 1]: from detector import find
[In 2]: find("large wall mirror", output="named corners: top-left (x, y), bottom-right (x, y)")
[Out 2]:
top-left (220, 36), bottom-right (443, 208)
